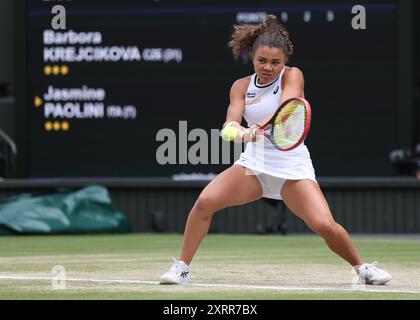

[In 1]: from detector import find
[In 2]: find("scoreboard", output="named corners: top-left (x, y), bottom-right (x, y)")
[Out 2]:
top-left (17, 0), bottom-right (400, 178)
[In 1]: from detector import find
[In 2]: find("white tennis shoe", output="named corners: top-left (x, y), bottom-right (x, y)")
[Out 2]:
top-left (357, 261), bottom-right (392, 285)
top-left (159, 257), bottom-right (191, 285)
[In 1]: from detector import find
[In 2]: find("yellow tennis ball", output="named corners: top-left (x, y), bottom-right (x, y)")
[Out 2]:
top-left (221, 126), bottom-right (239, 141)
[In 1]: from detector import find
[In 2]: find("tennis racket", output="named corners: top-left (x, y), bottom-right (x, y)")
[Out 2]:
top-left (251, 97), bottom-right (311, 151)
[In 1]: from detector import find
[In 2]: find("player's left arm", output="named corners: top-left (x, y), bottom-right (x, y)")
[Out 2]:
top-left (280, 67), bottom-right (305, 104)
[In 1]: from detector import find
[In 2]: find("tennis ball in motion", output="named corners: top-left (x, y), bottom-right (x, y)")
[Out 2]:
top-left (220, 126), bottom-right (239, 141)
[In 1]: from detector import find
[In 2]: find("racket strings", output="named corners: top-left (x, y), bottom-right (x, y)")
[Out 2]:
top-left (272, 103), bottom-right (307, 149)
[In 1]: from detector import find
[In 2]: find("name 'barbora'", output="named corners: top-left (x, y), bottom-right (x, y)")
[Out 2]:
top-left (43, 30), bottom-right (102, 45)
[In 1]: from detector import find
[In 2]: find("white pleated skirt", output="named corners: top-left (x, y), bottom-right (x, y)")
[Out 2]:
top-left (234, 138), bottom-right (317, 200)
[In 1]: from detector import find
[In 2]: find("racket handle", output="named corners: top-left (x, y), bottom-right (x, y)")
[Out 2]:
top-left (251, 128), bottom-right (258, 138)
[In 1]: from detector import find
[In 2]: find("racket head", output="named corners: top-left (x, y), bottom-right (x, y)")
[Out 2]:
top-left (267, 97), bottom-right (311, 151)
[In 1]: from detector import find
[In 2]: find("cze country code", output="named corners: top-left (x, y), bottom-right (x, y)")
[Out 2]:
top-left (163, 304), bottom-right (257, 317)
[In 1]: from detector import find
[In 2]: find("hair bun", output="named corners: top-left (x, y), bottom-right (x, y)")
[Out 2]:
top-left (264, 14), bottom-right (278, 25)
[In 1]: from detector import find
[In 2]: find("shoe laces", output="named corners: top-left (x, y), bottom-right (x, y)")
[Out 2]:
top-left (365, 261), bottom-right (378, 268)
top-left (169, 257), bottom-right (187, 273)
top-left (360, 261), bottom-right (379, 276)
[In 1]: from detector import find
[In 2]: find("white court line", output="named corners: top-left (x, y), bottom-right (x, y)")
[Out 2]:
top-left (0, 275), bottom-right (420, 294)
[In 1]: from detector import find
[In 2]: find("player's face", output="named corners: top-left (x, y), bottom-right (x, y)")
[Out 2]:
top-left (252, 46), bottom-right (286, 84)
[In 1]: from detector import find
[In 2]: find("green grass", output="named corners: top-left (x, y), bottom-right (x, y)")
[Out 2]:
top-left (0, 234), bottom-right (419, 300)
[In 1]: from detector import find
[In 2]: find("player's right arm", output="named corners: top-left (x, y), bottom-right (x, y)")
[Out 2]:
top-left (223, 77), bottom-right (255, 142)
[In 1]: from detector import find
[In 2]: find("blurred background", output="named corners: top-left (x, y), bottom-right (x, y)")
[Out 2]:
top-left (0, 0), bottom-right (419, 234)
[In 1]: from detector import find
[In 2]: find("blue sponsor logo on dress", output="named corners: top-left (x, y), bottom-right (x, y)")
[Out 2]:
top-left (247, 92), bottom-right (256, 98)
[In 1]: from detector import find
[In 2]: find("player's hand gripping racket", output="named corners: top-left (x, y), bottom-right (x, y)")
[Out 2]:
top-left (251, 97), bottom-right (311, 151)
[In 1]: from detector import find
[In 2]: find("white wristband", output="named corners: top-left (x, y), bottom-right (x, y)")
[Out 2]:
top-left (224, 121), bottom-right (239, 129)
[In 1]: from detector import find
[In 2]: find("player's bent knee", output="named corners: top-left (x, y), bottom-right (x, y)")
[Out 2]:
top-left (312, 221), bottom-right (338, 238)
top-left (193, 195), bottom-right (219, 215)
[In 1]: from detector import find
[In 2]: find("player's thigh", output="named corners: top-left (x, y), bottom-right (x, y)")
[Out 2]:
top-left (197, 165), bottom-right (263, 211)
top-left (281, 179), bottom-right (335, 229)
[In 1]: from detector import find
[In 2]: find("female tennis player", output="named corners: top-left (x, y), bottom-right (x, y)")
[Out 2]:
top-left (160, 15), bottom-right (391, 286)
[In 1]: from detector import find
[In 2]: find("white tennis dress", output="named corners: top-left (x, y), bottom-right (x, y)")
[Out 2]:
top-left (234, 67), bottom-right (317, 200)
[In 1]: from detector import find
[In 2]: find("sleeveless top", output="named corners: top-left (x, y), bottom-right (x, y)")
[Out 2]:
top-left (234, 68), bottom-right (317, 181)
